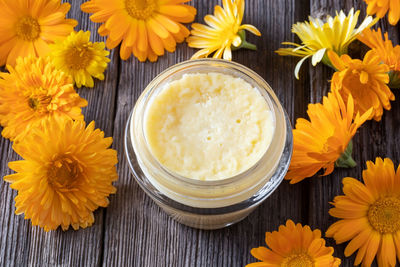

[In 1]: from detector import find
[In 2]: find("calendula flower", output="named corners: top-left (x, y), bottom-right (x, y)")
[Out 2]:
top-left (49, 30), bottom-right (110, 88)
top-left (246, 220), bottom-right (341, 267)
top-left (0, 0), bottom-right (77, 66)
top-left (276, 9), bottom-right (375, 79)
top-left (81, 0), bottom-right (196, 62)
top-left (186, 0), bottom-right (261, 60)
top-left (329, 50), bottom-right (394, 121)
top-left (358, 28), bottom-right (400, 88)
top-left (4, 117), bottom-right (118, 231)
top-left (364, 0), bottom-right (400, 25)
top-left (327, 158), bottom-right (400, 266)
top-left (286, 89), bottom-right (372, 184)
top-left (0, 56), bottom-right (87, 141)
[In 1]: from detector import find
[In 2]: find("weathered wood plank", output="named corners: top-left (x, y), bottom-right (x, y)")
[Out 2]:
top-left (0, 1), bottom-right (120, 266)
top-left (103, 0), bottom-right (310, 266)
top-left (307, 2), bottom-right (363, 266)
top-left (308, 1), bottom-right (400, 266)
top-left (0, 138), bottom-right (31, 267)
top-left (2, 0), bottom-right (399, 266)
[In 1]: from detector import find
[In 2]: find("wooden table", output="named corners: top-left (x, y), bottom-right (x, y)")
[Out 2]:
top-left (0, 0), bottom-right (398, 266)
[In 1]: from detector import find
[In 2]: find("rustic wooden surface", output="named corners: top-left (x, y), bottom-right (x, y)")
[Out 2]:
top-left (0, 0), bottom-right (398, 266)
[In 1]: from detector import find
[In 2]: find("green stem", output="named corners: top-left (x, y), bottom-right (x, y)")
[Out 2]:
top-left (335, 140), bottom-right (357, 168)
top-left (232, 30), bottom-right (257, 51)
top-left (240, 41), bottom-right (257, 50)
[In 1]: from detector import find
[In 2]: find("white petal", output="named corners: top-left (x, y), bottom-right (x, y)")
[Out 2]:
top-left (294, 55), bottom-right (312, 79)
top-left (311, 48), bottom-right (326, 66)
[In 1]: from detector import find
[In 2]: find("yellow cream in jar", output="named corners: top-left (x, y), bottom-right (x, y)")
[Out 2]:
top-left (144, 72), bottom-right (274, 181)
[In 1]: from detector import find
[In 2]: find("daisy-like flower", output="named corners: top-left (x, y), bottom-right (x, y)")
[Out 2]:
top-left (246, 220), bottom-right (341, 267)
top-left (286, 89), bottom-right (372, 184)
top-left (327, 158), bottom-right (400, 266)
top-left (186, 0), bottom-right (261, 60)
top-left (358, 28), bottom-right (400, 88)
top-left (81, 0), bottom-right (196, 62)
top-left (276, 8), bottom-right (376, 79)
top-left (49, 30), bottom-right (110, 88)
top-left (364, 0), bottom-right (400, 25)
top-left (4, 117), bottom-right (118, 231)
top-left (0, 0), bottom-right (77, 66)
top-left (0, 56), bottom-right (87, 141)
top-left (329, 50), bottom-right (394, 122)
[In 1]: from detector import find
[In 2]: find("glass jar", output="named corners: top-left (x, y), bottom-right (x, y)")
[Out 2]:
top-left (125, 59), bottom-right (292, 230)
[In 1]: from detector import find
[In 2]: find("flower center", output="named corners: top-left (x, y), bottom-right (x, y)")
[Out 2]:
top-left (125, 0), bottom-right (157, 20)
top-left (368, 197), bottom-right (400, 234)
top-left (15, 16), bottom-right (41, 41)
top-left (281, 252), bottom-right (314, 267)
top-left (28, 98), bottom-right (40, 110)
top-left (64, 45), bottom-right (94, 70)
top-left (342, 72), bottom-right (369, 100)
top-left (47, 155), bottom-right (82, 189)
top-left (27, 92), bottom-right (52, 114)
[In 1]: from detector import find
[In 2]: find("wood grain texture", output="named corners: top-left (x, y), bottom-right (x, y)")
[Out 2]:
top-left (0, 0), bottom-right (398, 266)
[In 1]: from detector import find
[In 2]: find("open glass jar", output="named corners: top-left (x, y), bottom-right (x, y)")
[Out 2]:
top-left (125, 59), bottom-right (292, 230)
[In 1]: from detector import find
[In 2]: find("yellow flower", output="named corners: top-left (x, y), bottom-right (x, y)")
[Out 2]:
top-left (327, 158), bottom-right (400, 266)
top-left (329, 50), bottom-right (394, 121)
top-left (186, 0), bottom-right (261, 60)
top-left (364, 0), bottom-right (400, 25)
top-left (0, 56), bottom-right (88, 141)
top-left (0, 0), bottom-right (77, 67)
top-left (358, 27), bottom-right (400, 88)
top-left (49, 30), bottom-right (110, 88)
top-left (286, 89), bottom-right (372, 184)
top-left (276, 9), bottom-right (376, 79)
top-left (81, 0), bottom-right (196, 62)
top-left (4, 117), bottom-right (118, 231)
top-left (246, 220), bottom-right (341, 267)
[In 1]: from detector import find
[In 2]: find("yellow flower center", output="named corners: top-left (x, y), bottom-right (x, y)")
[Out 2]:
top-left (15, 16), bottom-right (41, 41)
top-left (125, 0), bottom-right (157, 20)
top-left (281, 252), bottom-right (314, 267)
top-left (47, 155), bottom-right (82, 189)
top-left (27, 92), bottom-right (52, 114)
top-left (368, 197), bottom-right (400, 234)
top-left (64, 45), bottom-right (94, 70)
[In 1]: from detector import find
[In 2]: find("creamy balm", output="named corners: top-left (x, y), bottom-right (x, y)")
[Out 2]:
top-left (126, 59), bottom-right (292, 229)
top-left (144, 73), bottom-right (274, 181)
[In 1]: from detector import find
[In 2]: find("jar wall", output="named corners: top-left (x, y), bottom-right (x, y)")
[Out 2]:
top-left (125, 59), bottom-right (293, 229)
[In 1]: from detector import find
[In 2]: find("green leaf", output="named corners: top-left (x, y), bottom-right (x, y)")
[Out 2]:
top-left (388, 70), bottom-right (400, 89)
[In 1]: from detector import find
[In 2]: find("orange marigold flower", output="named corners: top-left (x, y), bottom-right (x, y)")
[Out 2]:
top-left (0, 56), bottom-right (87, 141)
top-left (246, 220), bottom-right (341, 267)
top-left (4, 117), bottom-right (118, 231)
top-left (81, 0), bottom-right (196, 62)
top-left (358, 27), bottom-right (400, 88)
top-left (364, 0), bottom-right (400, 25)
top-left (286, 89), bottom-right (372, 184)
top-left (327, 157), bottom-right (400, 266)
top-left (329, 50), bottom-right (394, 121)
top-left (0, 0), bottom-right (77, 66)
